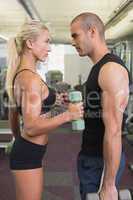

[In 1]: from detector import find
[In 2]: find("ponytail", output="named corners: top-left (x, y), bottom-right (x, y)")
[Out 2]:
top-left (6, 38), bottom-right (20, 104)
top-left (6, 20), bottom-right (48, 104)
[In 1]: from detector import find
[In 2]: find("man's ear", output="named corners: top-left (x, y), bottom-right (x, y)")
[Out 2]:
top-left (87, 26), bottom-right (96, 38)
top-left (25, 39), bottom-right (34, 49)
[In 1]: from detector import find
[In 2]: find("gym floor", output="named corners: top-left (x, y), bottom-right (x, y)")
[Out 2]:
top-left (0, 123), bottom-right (133, 200)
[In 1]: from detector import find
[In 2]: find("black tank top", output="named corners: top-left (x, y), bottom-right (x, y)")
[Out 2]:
top-left (13, 69), bottom-right (56, 115)
top-left (81, 53), bottom-right (130, 157)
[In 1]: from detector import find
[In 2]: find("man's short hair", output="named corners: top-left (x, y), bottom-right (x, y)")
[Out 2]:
top-left (71, 12), bottom-right (105, 39)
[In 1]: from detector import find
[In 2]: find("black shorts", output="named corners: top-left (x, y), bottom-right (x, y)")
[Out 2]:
top-left (9, 136), bottom-right (47, 170)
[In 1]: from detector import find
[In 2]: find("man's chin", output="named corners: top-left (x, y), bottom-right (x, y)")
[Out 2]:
top-left (78, 52), bottom-right (86, 57)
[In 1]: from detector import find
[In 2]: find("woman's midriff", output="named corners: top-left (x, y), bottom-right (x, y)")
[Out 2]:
top-left (21, 131), bottom-right (48, 146)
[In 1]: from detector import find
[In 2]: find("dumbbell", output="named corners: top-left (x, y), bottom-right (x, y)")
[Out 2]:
top-left (119, 190), bottom-right (132, 200)
top-left (68, 90), bottom-right (85, 131)
top-left (128, 164), bottom-right (133, 172)
top-left (86, 189), bottom-right (132, 200)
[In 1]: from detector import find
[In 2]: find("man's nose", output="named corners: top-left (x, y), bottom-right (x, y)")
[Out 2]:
top-left (71, 39), bottom-right (76, 46)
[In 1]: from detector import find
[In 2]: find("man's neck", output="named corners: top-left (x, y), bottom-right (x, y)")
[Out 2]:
top-left (89, 42), bottom-right (110, 64)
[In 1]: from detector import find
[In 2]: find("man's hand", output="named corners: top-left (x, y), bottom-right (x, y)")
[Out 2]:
top-left (99, 185), bottom-right (118, 200)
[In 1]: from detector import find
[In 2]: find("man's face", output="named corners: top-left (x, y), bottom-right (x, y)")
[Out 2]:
top-left (70, 20), bottom-right (92, 57)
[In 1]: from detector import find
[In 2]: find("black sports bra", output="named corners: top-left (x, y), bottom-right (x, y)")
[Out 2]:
top-left (13, 69), bottom-right (56, 115)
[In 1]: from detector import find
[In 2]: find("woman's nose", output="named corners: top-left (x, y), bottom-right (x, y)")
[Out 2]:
top-left (47, 44), bottom-right (51, 52)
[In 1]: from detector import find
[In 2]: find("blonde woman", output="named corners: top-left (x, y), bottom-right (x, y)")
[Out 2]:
top-left (6, 20), bottom-right (83, 200)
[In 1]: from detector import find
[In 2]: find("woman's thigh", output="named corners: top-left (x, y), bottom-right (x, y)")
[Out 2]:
top-left (12, 168), bottom-right (44, 200)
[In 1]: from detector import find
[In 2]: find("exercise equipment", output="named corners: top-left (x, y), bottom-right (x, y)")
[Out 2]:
top-left (119, 189), bottom-right (132, 200)
top-left (125, 114), bottom-right (133, 173)
top-left (86, 189), bottom-right (132, 200)
top-left (126, 114), bottom-right (133, 134)
top-left (68, 90), bottom-right (85, 131)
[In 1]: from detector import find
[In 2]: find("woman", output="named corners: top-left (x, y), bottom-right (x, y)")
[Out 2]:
top-left (6, 20), bottom-right (83, 200)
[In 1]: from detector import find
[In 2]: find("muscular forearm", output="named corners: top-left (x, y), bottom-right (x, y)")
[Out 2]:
top-left (102, 129), bottom-right (122, 186)
top-left (24, 111), bottom-right (70, 137)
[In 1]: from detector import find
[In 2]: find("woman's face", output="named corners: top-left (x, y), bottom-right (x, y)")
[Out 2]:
top-left (31, 29), bottom-right (51, 62)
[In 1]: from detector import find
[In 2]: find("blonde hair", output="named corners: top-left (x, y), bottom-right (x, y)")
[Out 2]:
top-left (6, 20), bottom-right (48, 103)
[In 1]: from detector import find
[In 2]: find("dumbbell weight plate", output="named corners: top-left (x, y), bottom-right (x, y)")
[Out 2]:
top-left (119, 189), bottom-right (132, 200)
top-left (86, 193), bottom-right (99, 200)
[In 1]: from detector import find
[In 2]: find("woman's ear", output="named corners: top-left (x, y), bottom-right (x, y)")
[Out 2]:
top-left (25, 39), bottom-right (33, 49)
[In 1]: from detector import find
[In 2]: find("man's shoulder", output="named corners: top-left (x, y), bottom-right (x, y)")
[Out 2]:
top-left (100, 62), bottom-right (127, 75)
top-left (99, 62), bottom-right (129, 91)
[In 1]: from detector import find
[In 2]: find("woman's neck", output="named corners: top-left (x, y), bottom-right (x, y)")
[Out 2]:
top-left (19, 51), bottom-right (37, 72)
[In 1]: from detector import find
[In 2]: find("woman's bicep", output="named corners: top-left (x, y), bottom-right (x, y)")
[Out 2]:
top-left (21, 83), bottom-right (42, 129)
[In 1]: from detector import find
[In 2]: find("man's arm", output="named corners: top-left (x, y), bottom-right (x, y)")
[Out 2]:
top-left (98, 62), bottom-right (129, 200)
top-left (9, 105), bottom-right (21, 138)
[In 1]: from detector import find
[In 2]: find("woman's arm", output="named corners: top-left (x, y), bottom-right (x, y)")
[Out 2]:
top-left (20, 74), bottom-right (83, 137)
top-left (8, 105), bottom-right (21, 138)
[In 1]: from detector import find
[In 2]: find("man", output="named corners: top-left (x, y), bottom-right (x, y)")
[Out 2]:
top-left (70, 12), bottom-right (130, 200)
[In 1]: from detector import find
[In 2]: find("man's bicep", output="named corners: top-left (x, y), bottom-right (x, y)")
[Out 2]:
top-left (99, 63), bottom-right (129, 114)
top-left (101, 82), bottom-right (128, 132)
top-left (102, 91), bottom-right (118, 129)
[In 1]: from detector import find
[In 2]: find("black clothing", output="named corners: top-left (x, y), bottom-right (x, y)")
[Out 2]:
top-left (12, 69), bottom-right (56, 115)
top-left (10, 69), bottom-right (56, 170)
top-left (81, 53), bottom-right (130, 156)
top-left (77, 151), bottom-right (126, 200)
top-left (10, 136), bottom-right (47, 170)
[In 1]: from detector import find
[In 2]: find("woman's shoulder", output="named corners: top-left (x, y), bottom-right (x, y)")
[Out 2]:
top-left (17, 69), bottom-right (42, 91)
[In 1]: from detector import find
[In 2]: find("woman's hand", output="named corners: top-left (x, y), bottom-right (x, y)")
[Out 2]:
top-left (68, 102), bottom-right (84, 121)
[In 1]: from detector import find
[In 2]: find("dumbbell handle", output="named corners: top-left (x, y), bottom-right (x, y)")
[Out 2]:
top-left (86, 189), bottom-right (132, 200)
top-left (69, 91), bottom-right (85, 131)
top-left (86, 193), bottom-right (99, 200)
